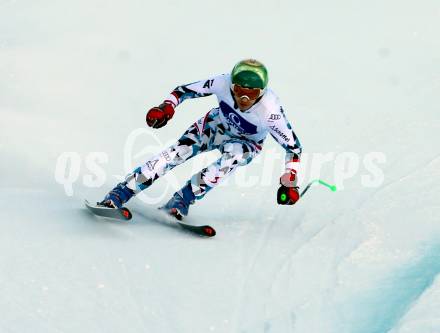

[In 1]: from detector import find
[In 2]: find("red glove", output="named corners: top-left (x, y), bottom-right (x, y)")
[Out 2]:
top-left (277, 171), bottom-right (300, 205)
top-left (146, 102), bottom-right (175, 128)
top-left (286, 187), bottom-right (300, 204)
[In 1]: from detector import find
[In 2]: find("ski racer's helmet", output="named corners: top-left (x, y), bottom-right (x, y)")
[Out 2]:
top-left (231, 59), bottom-right (268, 90)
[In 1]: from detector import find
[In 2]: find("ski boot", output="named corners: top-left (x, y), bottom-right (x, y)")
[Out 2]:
top-left (161, 183), bottom-right (195, 221)
top-left (99, 182), bottom-right (135, 209)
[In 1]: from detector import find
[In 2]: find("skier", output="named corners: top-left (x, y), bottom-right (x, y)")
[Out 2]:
top-left (99, 59), bottom-right (302, 220)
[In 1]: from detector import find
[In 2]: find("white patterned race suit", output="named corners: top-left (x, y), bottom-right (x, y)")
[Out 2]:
top-left (124, 74), bottom-right (302, 201)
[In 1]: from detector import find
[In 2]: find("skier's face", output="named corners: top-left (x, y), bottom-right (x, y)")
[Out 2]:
top-left (232, 84), bottom-right (263, 111)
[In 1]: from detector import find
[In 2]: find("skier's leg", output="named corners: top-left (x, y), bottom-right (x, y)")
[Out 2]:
top-left (163, 139), bottom-right (262, 217)
top-left (124, 139), bottom-right (198, 193)
top-left (101, 110), bottom-right (218, 208)
top-left (190, 140), bottom-right (261, 199)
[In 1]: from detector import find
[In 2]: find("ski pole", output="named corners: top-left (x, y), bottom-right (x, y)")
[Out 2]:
top-left (300, 179), bottom-right (337, 197)
top-left (277, 179), bottom-right (336, 204)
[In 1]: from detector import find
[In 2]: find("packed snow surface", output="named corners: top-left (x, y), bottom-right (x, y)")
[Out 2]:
top-left (1, 1), bottom-right (439, 332)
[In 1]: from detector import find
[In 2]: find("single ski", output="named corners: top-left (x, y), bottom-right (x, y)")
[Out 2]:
top-left (84, 200), bottom-right (132, 221)
top-left (175, 221), bottom-right (216, 237)
top-left (157, 207), bottom-right (216, 237)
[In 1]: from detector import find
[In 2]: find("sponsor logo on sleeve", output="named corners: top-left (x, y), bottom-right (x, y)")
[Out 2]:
top-left (203, 79), bottom-right (214, 89)
top-left (268, 114), bottom-right (281, 121)
top-left (269, 125), bottom-right (290, 142)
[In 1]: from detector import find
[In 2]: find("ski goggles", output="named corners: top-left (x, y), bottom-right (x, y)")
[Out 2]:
top-left (231, 84), bottom-right (264, 100)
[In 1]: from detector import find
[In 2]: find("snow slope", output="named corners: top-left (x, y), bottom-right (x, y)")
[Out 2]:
top-left (1, 0), bottom-right (439, 332)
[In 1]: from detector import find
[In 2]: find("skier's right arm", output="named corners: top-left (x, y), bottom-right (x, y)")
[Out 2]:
top-left (164, 74), bottom-right (225, 107)
top-left (146, 75), bottom-right (225, 129)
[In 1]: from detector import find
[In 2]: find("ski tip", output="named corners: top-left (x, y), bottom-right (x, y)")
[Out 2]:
top-left (120, 207), bottom-right (132, 220)
top-left (176, 221), bottom-right (217, 237)
top-left (202, 226), bottom-right (216, 237)
top-left (84, 199), bottom-right (94, 209)
top-left (84, 199), bottom-right (132, 221)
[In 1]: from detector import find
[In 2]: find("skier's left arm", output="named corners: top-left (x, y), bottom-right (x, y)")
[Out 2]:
top-left (267, 106), bottom-right (303, 204)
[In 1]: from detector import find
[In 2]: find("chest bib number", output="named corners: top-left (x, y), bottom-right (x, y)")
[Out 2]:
top-left (219, 101), bottom-right (258, 135)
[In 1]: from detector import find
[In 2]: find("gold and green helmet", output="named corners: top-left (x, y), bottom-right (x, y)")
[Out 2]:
top-left (231, 59), bottom-right (268, 90)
